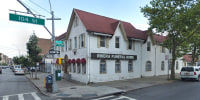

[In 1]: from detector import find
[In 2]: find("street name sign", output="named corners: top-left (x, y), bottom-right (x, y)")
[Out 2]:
top-left (55, 40), bottom-right (64, 47)
top-left (9, 13), bottom-right (45, 25)
top-left (49, 50), bottom-right (60, 54)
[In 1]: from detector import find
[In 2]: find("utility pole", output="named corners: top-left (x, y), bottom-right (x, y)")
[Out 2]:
top-left (47, 10), bottom-right (61, 92)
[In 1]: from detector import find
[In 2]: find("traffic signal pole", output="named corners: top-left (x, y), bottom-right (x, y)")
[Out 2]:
top-left (17, 0), bottom-right (61, 93)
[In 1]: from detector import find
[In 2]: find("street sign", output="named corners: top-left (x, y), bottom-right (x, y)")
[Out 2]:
top-left (9, 13), bottom-right (45, 25)
top-left (55, 41), bottom-right (64, 47)
top-left (49, 50), bottom-right (60, 54)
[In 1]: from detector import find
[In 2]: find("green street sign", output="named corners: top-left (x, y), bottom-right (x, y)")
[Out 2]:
top-left (55, 41), bottom-right (64, 47)
top-left (55, 41), bottom-right (63, 44)
top-left (9, 13), bottom-right (45, 25)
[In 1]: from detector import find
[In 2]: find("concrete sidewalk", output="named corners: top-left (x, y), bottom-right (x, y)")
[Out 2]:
top-left (26, 72), bottom-right (179, 99)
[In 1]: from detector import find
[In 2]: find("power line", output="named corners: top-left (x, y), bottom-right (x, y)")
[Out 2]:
top-left (28, 0), bottom-right (51, 14)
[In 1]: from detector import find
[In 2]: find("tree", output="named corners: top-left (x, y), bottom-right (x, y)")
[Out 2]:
top-left (0, 53), bottom-right (1, 61)
top-left (13, 56), bottom-right (20, 65)
top-left (141, 0), bottom-right (200, 79)
top-left (26, 33), bottom-right (42, 79)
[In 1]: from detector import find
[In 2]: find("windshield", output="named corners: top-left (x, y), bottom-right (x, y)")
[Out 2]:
top-left (181, 67), bottom-right (194, 72)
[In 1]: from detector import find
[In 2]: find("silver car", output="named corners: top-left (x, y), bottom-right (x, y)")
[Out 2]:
top-left (14, 69), bottom-right (24, 75)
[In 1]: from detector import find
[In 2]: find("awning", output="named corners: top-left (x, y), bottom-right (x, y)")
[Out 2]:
top-left (67, 59), bottom-right (71, 63)
top-left (76, 58), bottom-right (81, 63)
top-left (81, 58), bottom-right (86, 63)
top-left (72, 59), bottom-right (76, 63)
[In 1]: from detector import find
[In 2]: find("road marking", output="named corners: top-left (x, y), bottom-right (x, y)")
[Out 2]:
top-left (31, 92), bottom-right (41, 100)
top-left (18, 94), bottom-right (24, 100)
top-left (92, 95), bottom-right (137, 100)
top-left (2, 96), bottom-right (8, 100)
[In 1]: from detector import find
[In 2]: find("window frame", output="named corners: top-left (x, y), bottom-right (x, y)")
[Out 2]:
top-left (128, 60), bottom-right (133, 72)
top-left (100, 59), bottom-right (106, 74)
top-left (115, 37), bottom-right (120, 48)
top-left (74, 37), bottom-right (77, 49)
top-left (161, 61), bottom-right (165, 71)
top-left (115, 60), bottom-right (121, 73)
top-left (100, 36), bottom-right (106, 47)
top-left (147, 42), bottom-right (151, 51)
top-left (146, 61), bottom-right (152, 71)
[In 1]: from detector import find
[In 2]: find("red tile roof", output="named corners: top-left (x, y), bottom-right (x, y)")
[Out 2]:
top-left (183, 55), bottom-right (197, 62)
top-left (56, 32), bottom-right (66, 40)
top-left (74, 9), bottom-right (148, 40)
top-left (153, 35), bottom-right (168, 43)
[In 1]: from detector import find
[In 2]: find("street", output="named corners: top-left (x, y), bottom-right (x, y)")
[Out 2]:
top-left (0, 68), bottom-right (57, 100)
top-left (93, 80), bottom-right (200, 100)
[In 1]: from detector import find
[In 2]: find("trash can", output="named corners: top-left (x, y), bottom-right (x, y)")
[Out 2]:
top-left (46, 75), bottom-right (53, 92)
top-left (55, 70), bottom-right (61, 81)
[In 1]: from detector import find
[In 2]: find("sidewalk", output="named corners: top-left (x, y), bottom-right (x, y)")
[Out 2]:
top-left (26, 72), bottom-right (180, 99)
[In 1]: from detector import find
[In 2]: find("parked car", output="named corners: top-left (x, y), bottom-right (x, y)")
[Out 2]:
top-left (0, 67), bottom-right (2, 74)
top-left (13, 65), bottom-right (21, 72)
top-left (14, 69), bottom-right (24, 75)
top-left (180, 66), bottom-right (200, 81)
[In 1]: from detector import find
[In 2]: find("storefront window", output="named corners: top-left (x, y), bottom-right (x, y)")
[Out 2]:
top-left (100, 59), bottom-right (106, 74)
top-left (146, 61), bottom-right (152, 71)
top-left (128, 60), bottom-right (133, 72)
top-left (115, 60), bottom-right (121, 73)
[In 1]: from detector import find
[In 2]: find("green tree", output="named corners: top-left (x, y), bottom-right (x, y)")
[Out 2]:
top-left (26, 33), bottom-right (42, 78)
top-left (0, 53), bottom-right (1, 61)
top-left (141, 0), bottom-right (200, 79)
top-left (13, 56), bottom-right (20, 65)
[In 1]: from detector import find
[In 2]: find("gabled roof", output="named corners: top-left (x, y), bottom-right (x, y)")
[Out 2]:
top-left (183, 55), bottom-right (198, 62)
top-left (153, 35), bottom-right (168, 43)
top-left (73, 9), bottom-right (148, 40)
top-left (37, 38), bottom-right (52, 55)
top-left (56, 32), bottom-right (67, 40)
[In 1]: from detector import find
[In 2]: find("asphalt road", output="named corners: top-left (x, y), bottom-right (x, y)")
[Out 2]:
top-left (0, 68), bottom-right (57, 100)
top-left (126, 80), bottom-right (200, 100)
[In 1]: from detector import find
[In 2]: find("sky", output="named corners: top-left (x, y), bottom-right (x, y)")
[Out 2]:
top-left (0, 0), bottom-right (150, 58)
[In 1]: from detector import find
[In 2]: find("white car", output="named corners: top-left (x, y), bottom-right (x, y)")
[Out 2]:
top-left (14, 69), bottom-right (24, 75)
top-left (180, 66), bottom-right (200, 81)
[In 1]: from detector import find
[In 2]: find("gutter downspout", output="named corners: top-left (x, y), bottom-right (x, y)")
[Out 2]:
top-left (155, 45), bottom-right (157, 76)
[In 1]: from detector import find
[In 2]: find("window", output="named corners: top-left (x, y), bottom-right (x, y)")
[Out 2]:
top-left (80, 34), bottom-right (85, 48)
top-left (74, 15), bottom-right (79, 27)
top-left (161, 61), bottom-right (165, 71)
top-left (146, 61), bottom-right (152, 71)
top-left (128, 40), bottom-right (132, 49)
top-left (161, 46), bottom-right (165, 53)
top-left (77, 63), bottom-right (80, 73)
top-left (100, 59), bottom-right (106, 74)
top-left (74, 37), bottom-right (77, 49)
top-left (65, 41), bottom-right (67, 51)
top-left (100, 36), bottom-right (106, 47)
top-left (68, 63), bottom-right (71, 72)
top-left (73, 63), bottom-right (76, 73)
top-left (176, 61), bottom-right (179, 70)
top-left (115, 37), bottom-right (120, 48)
top-left (115, 60), bottom-right (121, 73)
top-left (128, 60), bottom-right (133, 72)
top-left (147, 42), bottom-right (151, 51)
top-left (82, 64), bottom-right (86, 74)
top-left (68, 39), bottom-right (72, 50)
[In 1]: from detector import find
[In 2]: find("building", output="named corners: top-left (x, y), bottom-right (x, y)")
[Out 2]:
top-left (57, 9), bottom-right (181, 84)
top-left (37, 38), bottom-right (52, 72)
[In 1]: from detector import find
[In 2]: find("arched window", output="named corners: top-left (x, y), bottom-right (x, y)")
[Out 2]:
top-left (161, 61), bottom-right (165, 71)
top-left (146, 61), bottom-right (152, 71)
top-left (115, 60), bottom-right (121, 73)
top-left (100, 59), bottom-right (106, 74)
top-left (128, 60), bottom-right (133, 72)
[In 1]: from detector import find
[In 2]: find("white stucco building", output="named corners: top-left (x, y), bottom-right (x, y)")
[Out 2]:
top-left (56, 9), bottom-right (182, 84)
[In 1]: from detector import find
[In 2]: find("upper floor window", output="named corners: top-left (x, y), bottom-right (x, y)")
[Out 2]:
top-left (146, 61), bottom-right (152, 71)
top-left (100, 36), bottom-right (106, 47)
top-left (74, 15), bottom-right (79, 27)
top-left (80, 33), bottom-right (85, 48)
top-left (147, 42), bottom-right (151, 51)
top-left (74, 37), bottom-right (77, 49)
top-left (65, 41), bottom-right (67, 51)
top-left (161, 61), bottom-right (165, 71)
top-left (68, 39), bottom-right (72, 50)
top-left (115, 37), bottom-right (120, 48)
top-left (128, 40), bottom-right (132, 49)
top-left (161, 46), bottom-right (166, 53)
top-left (97, 36), bottom-right (109, 48)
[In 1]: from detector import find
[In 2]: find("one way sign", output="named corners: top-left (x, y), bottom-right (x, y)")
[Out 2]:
top-left (49, 50), bottom-right (60, 54)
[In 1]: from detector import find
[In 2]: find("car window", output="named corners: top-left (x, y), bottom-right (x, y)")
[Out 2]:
top-left (195, 68), bottom-right (199, 71)
top-left (181, 67), bottom-right (194, 72)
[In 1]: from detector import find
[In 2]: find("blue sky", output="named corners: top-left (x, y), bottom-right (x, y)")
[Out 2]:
top-left (0, 0), bottom-right (150, 58)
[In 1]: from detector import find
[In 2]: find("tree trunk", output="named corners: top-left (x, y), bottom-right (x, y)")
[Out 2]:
top-left (191, 46), bottom-right (196, 66)
top-left (170, 38), bottom-right (176, 80)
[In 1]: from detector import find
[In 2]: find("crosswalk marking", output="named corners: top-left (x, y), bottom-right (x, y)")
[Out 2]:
top-left (18, 94), bottom-right (24, 100)
top-left (92, 95), bottom-right (137, 100)
top-left (1, 92), bottom-right (41, 100)
top-left (31, 92), bottom-right (41, 100)
top-left (2, 96), bottom-right (8, 100)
